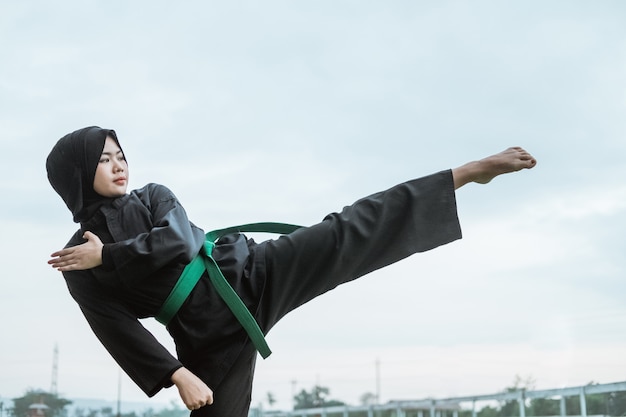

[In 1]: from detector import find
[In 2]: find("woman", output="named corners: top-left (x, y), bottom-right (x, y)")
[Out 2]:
top-left (47, 126), bottom-right (536, 416)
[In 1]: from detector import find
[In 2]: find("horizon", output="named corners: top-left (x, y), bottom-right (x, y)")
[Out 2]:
top-left (3, 379), bottom-right (626, 414)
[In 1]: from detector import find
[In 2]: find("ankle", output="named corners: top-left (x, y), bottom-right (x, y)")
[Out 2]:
top-left (452, 161), bottom-right (479, 189)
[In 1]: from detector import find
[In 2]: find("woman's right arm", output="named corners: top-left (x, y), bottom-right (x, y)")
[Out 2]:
top-left (64, 268), bottom-right (183, 397)
top-left (171, 367), bottom-right (214, 410)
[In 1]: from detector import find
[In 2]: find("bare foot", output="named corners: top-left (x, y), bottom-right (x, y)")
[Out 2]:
top-left (452, 147), bottom-right (537, 189)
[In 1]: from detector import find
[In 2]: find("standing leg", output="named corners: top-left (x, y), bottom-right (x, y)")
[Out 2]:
top-left (191, 345), bottom-right (257, 417)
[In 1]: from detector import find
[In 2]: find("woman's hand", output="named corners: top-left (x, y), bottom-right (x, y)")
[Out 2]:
top-left (171, 367), bottom-right (214, 410)
top-left (48, 231), bottom-right (103, 271)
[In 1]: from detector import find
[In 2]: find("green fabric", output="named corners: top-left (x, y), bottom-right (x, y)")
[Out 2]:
top-left (155, 222), bottom-right (302, 359)
top-left (155, 255), bottom-right (205, 325)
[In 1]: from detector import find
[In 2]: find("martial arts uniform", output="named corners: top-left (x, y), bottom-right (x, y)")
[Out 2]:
top-left (47, 127), bottom-right (462, 417)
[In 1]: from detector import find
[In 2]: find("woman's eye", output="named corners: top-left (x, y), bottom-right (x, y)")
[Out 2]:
top-left (99, 158), bottom-right (109, 163)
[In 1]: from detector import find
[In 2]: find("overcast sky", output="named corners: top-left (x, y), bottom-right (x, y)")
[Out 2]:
top-left (1, 0), bottom-right (625, 412)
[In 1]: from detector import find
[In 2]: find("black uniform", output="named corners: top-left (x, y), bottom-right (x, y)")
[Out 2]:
top-left (47, 127), bottom-right (462, 417)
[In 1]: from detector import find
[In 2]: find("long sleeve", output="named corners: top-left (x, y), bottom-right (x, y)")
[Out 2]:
top-left (64, 268), bottom-right (183, 396)
top-left (100, 183), bottom-right (205, 281)
top-left (61, 183), bottom-right (207, 396)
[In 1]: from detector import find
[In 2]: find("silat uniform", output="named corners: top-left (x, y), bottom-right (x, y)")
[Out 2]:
top-left (47, 127), bottom-right (462, 417)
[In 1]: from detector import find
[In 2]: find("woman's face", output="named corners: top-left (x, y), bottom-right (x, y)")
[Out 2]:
top-left (93, 136), bottom-right (129, 197)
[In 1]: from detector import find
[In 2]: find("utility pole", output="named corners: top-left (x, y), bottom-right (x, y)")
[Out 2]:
top-left (50, 344), bottom-right (59, 395)
top-left (375, 358), bottom-right (381, 405)
top-left (117, 369), bottom-right (122, 417)
top-left (291, 380), bottom-right (297, 410)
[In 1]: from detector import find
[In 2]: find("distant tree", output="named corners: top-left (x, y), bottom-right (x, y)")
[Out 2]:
top-left (608, 391), bottom-right (626, 417)
top-left (293, 387), bottom-right (318, 410)
top-left (12, 390), bottom-right (72, 417)
top-left (99, 407), bottom-right (113, 417)
top-left (529, 398), bottom-right (560, 416)
top-left (152, 401), bottom-right (186, 417)
top-left (558, 382), bottom-right (610, 416)
top-left (587, 392), bottom-right (609, 416)
top-left (498, 375), bottom-right (535, 417)
top-left (476, 405), bottom-right (499, 417)
top-left (293, 385), bottom-right (345, 410)
top-left (583, 383), bottom-right (609, 416)
top-left (359, 392), bottom-right (377, 406)
top-left (266, 392), bottom-right (276, 408)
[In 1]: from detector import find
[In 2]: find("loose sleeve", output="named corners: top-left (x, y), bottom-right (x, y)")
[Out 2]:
top-left (65, 269), bottom-right (183, 396)
top-left (101, 184), bottom-right (205, 281)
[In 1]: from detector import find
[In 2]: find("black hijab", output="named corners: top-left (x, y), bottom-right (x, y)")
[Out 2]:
top-left (47, 126), bottom-right (124, 223)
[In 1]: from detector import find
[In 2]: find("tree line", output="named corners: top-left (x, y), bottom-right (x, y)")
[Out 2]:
top-left (467, 377), bottom-right (626, 417)
top-left (3, 377), bottom-right (626, 417)
top-left (2, 391), bottom-right (188, 417)
top-left (287, 377), bottom-right (626, 416)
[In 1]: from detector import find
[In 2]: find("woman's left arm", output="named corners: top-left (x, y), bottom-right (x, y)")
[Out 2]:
top-left (49, 184), bottom-right (205, 276)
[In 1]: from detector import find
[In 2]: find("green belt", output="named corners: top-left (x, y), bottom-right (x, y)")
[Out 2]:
top-left (155, 222), bottom-right (302, 359)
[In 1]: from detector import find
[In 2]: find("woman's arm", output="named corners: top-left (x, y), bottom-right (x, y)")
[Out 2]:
top-left (65, 268), bottom-right (184, 396)
top-left (101, 184), bottom-right (205, 280)
top-left (49, 184), bottom-right (205, 278)
top-left (171, 367), bottom-right (214, 410)
top-left (48, 231), bottom-right (103, 271)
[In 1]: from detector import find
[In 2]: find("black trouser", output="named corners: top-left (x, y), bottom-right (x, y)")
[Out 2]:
top-left (193, 170), bottom-right (462, 417)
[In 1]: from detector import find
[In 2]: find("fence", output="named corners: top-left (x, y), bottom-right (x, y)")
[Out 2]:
top-left (250, 381), bottom-right (626, 417)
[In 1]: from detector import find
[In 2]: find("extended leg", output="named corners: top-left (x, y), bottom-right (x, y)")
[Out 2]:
top-left (258, 169), bottom-right (461, 331)
top-left (257, 147), bottom-right (536, 331)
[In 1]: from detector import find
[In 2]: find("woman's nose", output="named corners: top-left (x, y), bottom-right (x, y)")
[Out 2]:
top-left (113, 160), bottom-right (124, 172)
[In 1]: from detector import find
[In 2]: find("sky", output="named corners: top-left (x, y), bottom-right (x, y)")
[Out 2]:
top-left (1, 0), bottom-right (625, 412)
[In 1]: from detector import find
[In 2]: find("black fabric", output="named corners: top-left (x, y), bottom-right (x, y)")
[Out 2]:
top-left (56, 171), bottom-right (461, 403)
top-left (188, 170), bottom-right (462, 416)
top-left (63, 183), bottom-right (208, 395)
top-left (48, 128), bottom-right (463, 414)
top-left (259, 170), bottom-right (462, 331)
top-left (190, 344), bottom-right (258, 417)
top-left (46, 126), bottom-right (122, 223)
